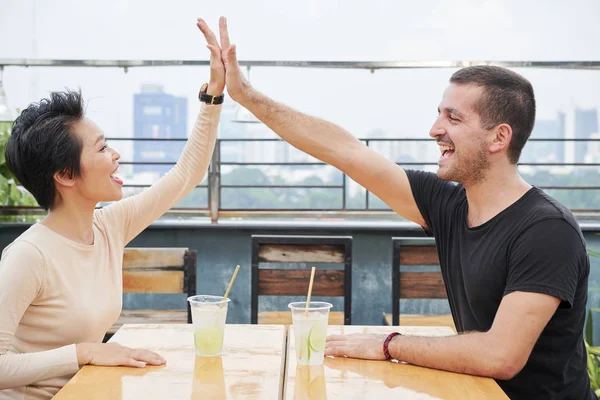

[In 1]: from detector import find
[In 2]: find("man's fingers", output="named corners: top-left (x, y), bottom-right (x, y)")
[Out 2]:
top-left (219, 16), bottom-right (231, 53)
top-left (227, 44), bottom-right (238, 67)
top-left (326, 334), bottom-right (349, 342)
top-left (324, 346), bottom-right (348, 357)
top-left (325, 340), bottom-right (348, 355)
top-left (223, 44), bottom-right (240, 72)
top-left (196, 18), bottom-right (219, 47)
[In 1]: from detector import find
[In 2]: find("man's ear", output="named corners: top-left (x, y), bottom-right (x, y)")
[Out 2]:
top-left (54, 170), bottom-right (77, 188)
top-left (489, 123), bottom-right (512, 154)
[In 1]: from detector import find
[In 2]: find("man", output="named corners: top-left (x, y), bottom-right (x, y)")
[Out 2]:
top-left (216, 17), bottom-right (593, 399)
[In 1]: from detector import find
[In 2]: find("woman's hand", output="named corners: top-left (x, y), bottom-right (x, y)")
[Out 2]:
top-left (196, 18), bottom-right (226, 97)
top-left (76, 342), bottom-right (166, 368)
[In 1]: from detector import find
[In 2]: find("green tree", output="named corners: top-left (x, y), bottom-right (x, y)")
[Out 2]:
top-left (0, 123), bottom-right (37, 207)
top-left (522, 169), bottom-right (600, 210)
top-left (221, 167), bottom-right (280, 209)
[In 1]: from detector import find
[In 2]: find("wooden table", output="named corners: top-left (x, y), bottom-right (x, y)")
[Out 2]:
top-left (54, 324), bottom-right (508, 399)
top-left (285, 325), bottom-right (509, 399)
top-left (54, 324), bottom-right (287, 400)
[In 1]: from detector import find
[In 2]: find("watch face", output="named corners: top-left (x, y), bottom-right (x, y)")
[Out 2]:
top-left (200, 83), bottom-right (208, 93)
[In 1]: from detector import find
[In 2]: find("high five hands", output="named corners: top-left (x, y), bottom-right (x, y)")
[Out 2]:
top-left (196, 17), bottom-right (252, 103)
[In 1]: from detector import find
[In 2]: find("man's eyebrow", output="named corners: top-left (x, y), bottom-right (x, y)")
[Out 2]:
top-left (95, 135), bottom-right (105, 145)
top-left (441, 107), bottom-right (465, 118)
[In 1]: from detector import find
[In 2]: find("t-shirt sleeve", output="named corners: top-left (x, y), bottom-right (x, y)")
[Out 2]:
top-left (404, 169), bottom-right (462, 236)
top-left (0, 241), bottom-right (79, 389)
top-left (505, 218), bottom-right (586, 308)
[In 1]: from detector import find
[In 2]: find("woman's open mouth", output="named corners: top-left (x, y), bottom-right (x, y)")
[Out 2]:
top-left (110, 166), bottom-right (123, 186)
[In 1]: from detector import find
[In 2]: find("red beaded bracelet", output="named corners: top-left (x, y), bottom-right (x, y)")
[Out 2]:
top-left (383, 332), bottom-right (401, 360)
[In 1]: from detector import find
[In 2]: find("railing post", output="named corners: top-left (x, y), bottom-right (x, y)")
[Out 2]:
top-left (365, 139), bottom-right (370, 209)
top-left (342, 173), bottom-right (347, 209)
top-left (209, 140), bottom-right (221, 223)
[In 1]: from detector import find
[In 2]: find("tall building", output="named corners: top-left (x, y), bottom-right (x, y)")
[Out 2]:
top-left (523, 112), bottom-right (565, 164)
top-left (585, 132), bottom-right (600, 164)
top-left (217, 101), bottom-right (248, 163)
top-left (563, 107), bottom-right (599, 164)
top-left (574, 108), bottom-right (598, 162)
top-left (133, 84), bottom-right (187, 176)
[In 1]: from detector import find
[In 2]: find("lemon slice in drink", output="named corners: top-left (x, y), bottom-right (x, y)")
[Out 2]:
top-left (298, 335), bottom-right (311, 361)
top-left (307, 323), bottom-right (327, 352)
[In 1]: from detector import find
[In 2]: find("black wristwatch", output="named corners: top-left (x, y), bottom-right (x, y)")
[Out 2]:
top-left (199, 83), bottom-right (225, 105)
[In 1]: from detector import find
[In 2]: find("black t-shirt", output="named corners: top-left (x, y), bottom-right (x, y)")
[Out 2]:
top-left (405, 169), bottom-right (593, 400)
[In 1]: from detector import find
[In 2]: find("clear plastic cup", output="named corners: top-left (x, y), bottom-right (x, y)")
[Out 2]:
top-left (187, 295), bottom-right (230, 357)
top-left (288, 301), bottom-right (333, 365)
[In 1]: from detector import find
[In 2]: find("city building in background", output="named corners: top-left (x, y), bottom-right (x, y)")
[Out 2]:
top-left (133, 84), bottom-right (187, 177)
top-left (587, 132), bottom-right (600, 164)
top-left (522, 112), bottom-right (565, 165)
top-left (522, 107), bottom-right (598, 169)
top-left (574, 108), bottom-right (598, 163)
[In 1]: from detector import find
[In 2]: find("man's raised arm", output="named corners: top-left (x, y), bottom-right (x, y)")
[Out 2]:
top-left (218, 17), bottom-right (426, 227)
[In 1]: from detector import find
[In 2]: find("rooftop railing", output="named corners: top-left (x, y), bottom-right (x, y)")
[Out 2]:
top-left (1, 59), bottom-right (599, 222)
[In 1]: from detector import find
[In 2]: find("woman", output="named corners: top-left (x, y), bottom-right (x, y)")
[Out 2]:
top-left (0, 18), bottom-right (225, 400)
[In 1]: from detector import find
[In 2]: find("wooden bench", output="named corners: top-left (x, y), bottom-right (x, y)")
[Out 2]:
top-left (105, 247), bottom-right (197, 338)
top-left (251, 235), bottom-right (352, 325)
top-left (383, 237), bottom-right (456, 332)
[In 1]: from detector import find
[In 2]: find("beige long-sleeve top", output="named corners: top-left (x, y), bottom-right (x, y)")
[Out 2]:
top-left (0, 103), bottom-right (221, 400)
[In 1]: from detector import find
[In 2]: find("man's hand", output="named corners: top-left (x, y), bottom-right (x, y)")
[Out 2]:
top-left (196, 18), bottom-right (225, 96)
top-left (325, 333), bottom-right (389, 361)
top-left (218, 16), bottom-right (252, 102)
top-left (76, 342), bottom-right (166, 368)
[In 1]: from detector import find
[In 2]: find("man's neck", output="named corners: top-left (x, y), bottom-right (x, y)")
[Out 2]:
top-left (41, 197), bottom-right (97, 245)
top-left (464, 168), bottom-right (532, 228)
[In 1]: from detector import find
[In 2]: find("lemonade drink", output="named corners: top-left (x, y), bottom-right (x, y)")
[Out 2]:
top-left (289, 302), bottom-right (332, 365)
top-left (188, 295), bottom-right (230, 357)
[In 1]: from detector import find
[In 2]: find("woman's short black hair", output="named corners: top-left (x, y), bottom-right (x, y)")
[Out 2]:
top-left (5, 89), bottom-right (85, 210)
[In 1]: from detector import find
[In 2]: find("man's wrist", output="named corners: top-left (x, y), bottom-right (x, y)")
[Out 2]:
top-left (234, 84), bottom-right (256, 107)
top-left (383, 332), bottom-right (402, 360)
top-left (387, 333), bottom-right (403, 360)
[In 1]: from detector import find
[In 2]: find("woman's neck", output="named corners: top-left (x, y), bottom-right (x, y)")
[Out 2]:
top-left (41, 197), bottom-right (97, 245)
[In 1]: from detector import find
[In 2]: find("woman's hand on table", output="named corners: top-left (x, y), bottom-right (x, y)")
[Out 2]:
top-left (76, 342), bottom-right (166, 368)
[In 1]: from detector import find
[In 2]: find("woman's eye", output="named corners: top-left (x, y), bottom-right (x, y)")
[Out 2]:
top-left (100, 145), bottom-right (107, 151)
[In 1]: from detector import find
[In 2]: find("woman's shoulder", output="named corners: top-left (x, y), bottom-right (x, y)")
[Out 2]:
top-left (0, 228), bottom-right (47, 284)
top-left (1, 225), bottom-right (46, 262)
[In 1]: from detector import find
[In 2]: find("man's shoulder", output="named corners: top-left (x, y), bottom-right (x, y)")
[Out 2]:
top-left (404, 169), bottom-right (465, 200)
top-left (509, 187), bottom-right (586, 250)
top-left (522, 187), bottom-right (582, 233)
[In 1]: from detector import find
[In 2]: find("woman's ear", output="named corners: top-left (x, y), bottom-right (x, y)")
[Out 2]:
top-left (53, 170), bottom-right (77, 188)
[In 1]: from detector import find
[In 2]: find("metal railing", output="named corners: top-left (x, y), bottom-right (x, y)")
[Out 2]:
top-left (2, 59), bottom-right (600, 71)
top-left (3, 137), bottom-right (599, 223)
top-left (1, 58), bottom-right (599, 222)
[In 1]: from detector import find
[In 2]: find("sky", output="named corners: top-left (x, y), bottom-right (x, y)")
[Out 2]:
top-left (1, 0), bottom-right (599, 152)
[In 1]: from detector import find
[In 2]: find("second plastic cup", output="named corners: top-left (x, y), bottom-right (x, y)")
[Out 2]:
top-left (288, 301), bottom-right (333, 365)
top-left (187, 295), bottom-right (231, 357)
